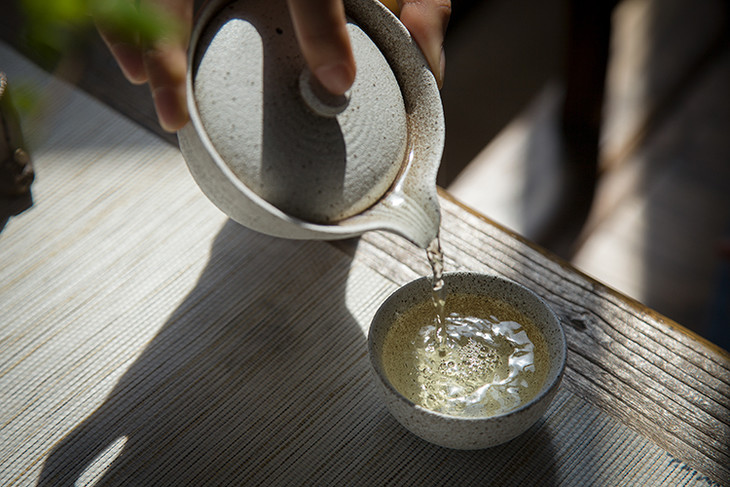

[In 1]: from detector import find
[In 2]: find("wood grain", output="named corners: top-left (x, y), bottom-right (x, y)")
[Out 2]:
top-left (353, 191), bottom-right (730, 483)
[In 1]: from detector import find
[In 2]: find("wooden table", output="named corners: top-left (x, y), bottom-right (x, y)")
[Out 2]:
top-left (1, 40), bottom-right (729, 486)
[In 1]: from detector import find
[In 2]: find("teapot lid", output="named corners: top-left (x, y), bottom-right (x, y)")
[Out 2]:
top-left (191, 0), bottom-right (414, 223)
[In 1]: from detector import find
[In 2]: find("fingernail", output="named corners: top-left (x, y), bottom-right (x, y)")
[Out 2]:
top-left (152, 86), bottom-right (188, 132)
top-left (314, 62), bottom-right (355, 96)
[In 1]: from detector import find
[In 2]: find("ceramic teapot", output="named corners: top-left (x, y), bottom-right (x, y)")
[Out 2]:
top-left (178, 0), bottom-right (444, 248)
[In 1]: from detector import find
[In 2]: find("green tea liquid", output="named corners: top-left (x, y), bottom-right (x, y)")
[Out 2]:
top-left (385, 236), bottom-right (549, 418)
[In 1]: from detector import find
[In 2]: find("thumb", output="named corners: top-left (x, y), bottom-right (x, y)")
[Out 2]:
top-left (398, 0), bottom-right (450, 88)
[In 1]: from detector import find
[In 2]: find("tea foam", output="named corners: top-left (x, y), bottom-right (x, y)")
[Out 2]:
top-left (382, 293), bottom-right (549, 418)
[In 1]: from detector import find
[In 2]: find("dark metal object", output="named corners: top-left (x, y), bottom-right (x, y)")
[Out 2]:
top-left (0, 72), bottom-right (35, 197)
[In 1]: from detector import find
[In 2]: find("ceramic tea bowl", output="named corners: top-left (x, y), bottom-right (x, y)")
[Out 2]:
top-left (368, 272), bottom-right (566, 449)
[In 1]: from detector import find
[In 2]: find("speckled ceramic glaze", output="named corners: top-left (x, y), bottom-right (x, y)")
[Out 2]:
top-left (178, 0), bottom-right (444, 248)
top-left (368, 272), bottom-right (567, 449)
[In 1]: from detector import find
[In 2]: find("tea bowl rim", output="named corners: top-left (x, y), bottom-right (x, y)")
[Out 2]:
top-left (368, 271), bottom-right (567, 424)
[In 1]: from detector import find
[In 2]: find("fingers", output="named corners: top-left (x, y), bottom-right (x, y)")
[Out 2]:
top-left (141, 0), bottom-right (193, 132)
top-left (95, 2), bottom-right (147, 84)
top-left (398, 0), bottom-right (451, 88)
top-left (108, 41), bottom-right (148, 85)
top-left (143, 39), bottom-right (189, 132)
top-left (98, 0), bottom-right (448, 133)
top-left (287, 0), bottom-right (356, 95)
top-left (96, 0), bottom-right (192, 132)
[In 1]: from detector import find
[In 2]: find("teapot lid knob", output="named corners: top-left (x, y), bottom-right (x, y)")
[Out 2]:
top-left (298, 68), bottom-right (350, 118)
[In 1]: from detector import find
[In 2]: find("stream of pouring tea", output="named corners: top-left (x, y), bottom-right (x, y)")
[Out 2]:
top-left (426, 237), bottom-right (447, 347)
top-left (409, 235), bottom-right (547, 417)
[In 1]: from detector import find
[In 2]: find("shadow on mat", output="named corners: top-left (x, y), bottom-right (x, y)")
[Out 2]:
top-left (38, 220), bottom-right (559, 485)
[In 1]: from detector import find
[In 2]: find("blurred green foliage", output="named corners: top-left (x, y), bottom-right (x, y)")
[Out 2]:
top-left (12, 0), bottom-right (181, 130)
top-left (19, 0), bottom-right (180, 65)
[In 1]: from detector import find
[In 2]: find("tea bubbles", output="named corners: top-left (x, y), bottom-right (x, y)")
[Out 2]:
top-left (381, 238), bottom-right (550, 418)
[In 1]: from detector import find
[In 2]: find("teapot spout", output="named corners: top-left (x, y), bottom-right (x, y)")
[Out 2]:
top-left (375, 184), bottom-right (440, 249)
top-left (363, 146), bottom-right (441, 249)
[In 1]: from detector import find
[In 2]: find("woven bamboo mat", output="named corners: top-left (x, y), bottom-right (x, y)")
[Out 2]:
top-left (0, 43), bottom-right (721, 486)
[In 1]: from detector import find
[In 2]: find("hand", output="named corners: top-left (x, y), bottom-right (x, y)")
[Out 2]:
top-left (95, 0), bottom-right (192, 133)
top-left (96, 0), bottom-right (450, 133)
top-left (287, 0), bottom-right (451, 94)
